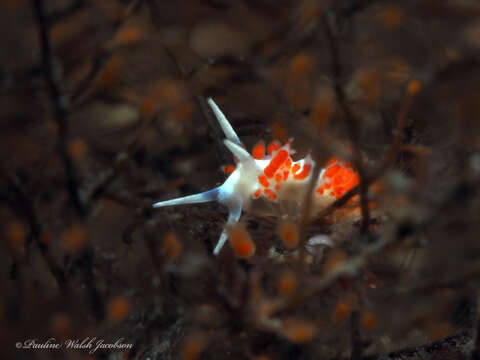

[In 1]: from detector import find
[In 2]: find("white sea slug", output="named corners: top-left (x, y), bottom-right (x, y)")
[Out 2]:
top-left (153, 98), bottom-right (359, 255)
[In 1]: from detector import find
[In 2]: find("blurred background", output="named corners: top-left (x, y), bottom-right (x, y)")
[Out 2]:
top-left (2, 0), bottom-right (480, 359)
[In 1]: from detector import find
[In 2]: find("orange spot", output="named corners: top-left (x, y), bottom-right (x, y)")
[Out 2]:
top-left (362, 312), bottom-right (377, 329)
top-left (40, 232), bottom-right (52, 245)
top-left (407, 79), bottom-right (421, 95)
top-left (332, 302), bottom-right (351, 325)
top-left (182, 333), bottom-right (207, 360)
top-left (334, 187), bottom-right (345, 198)
top-left (327, 157), bottom-right (338, 166)
top-left (379, 5), bottom-right (404, 28)
top-left (283, 319), bottom-right (317, 343)
top-left (324, 183), bottom-right (331, 189)
top-left (97, 55), bottom-right (122, 89)
top-left (62, 225), bottom-right (87, 253)
top-left (108, 296), bottom-right (131, 324)
top-left (293, 163), bottom-right (311, 180)
top-left (324, 250), bottom-right (347, 273)
top-left (264, 188), bottom-right (273, 195)
top-left (283, 170), bottom-right (289, 180)
top-left (68, 139), bottom-right (87, 160)
top-left (142, 97), bottom-right (155, 117)
top-left (268, 193), bottom-right (277, 201)
top-left (290, 54), bottom-right (314, 75)
top-left (275, 183), bottom-right (281, 191)
top-left (343, 174), bottom-right (360, 191)
top-left (272, 122), bottom-right (287, 142)
top-left (316, 187), bottom-right (324, 195)
top-left (228, 224), bottom-right (255, 259)
top-left (115, 25), bottom-right (142, 45)
top-left (223, 164), bottom-right (235, 174)
top-left (252, 356), bottom-right (270, 360)
top-left (264, 150), bottom-right (289, 178)
top-left (311, 87), bottom-right (334, 131)
top-left (355, 67), bottom-right (381, 104)
top-left (284, 158), bottom-right (292, 169)
top-left (151, 79), bottom-right (188, 106)
top-left (278, 221), bottom-right (299, 249)
top-left (258, 175), bottom-right (270, 188)
top-left (51, 313), bottom-right (71, 341)
top-left (5, 220), bottom-right (26, 254)
top-left (254, 189), bottom-right (262, 198)
top-left (267, 140), bottom-right (281, 155)
top-left (172, 102), bottom-right (194, 122)
top-left (277, 271), bottom-right (297, 295)
top-left (291, 163), bottom-right (301, 174)
top-left (252, 141), bottom-right (266, 159)
top-left (324, 164), bottom-right (340, 178)
top-left (275, 173), bottom-right (283, 182)
top-left (162, 232), bottom-right (182, 261)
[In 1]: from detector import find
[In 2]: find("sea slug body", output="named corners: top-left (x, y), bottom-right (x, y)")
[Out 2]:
top-left (153, 98), bottom-right (359, 255)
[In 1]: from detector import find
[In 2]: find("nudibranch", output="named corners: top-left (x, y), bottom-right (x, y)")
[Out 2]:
top-left (153, 98), bottom-right (359, 255)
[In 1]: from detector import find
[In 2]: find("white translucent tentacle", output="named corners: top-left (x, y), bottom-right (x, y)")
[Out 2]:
top-left (207, 98), bottom-right (243, 147)
top-left (153, 188), bottom-right (218, 208)
top-left (213, 202), bottom-right (242, 255)
top-left (223, 139), bottom-right (252, 162)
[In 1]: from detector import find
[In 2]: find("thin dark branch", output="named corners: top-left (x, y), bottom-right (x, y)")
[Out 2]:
top-left (321, 12), bottom-right (371, 234)
top-left (350, 310), bottom-right (362, 360)
top-left (70, 0), bottom-right (145, 104)
top-left (5, 174), bottom-right (69, 292)
top-left (31, 0), bottom-right (87, 217)
top-left (46, 0), bottom-right (86, 24)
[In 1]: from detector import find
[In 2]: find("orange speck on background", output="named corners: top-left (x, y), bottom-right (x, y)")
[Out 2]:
top-left (324, 250), bottom-right (347, 273)
top-left (354, 67), bottom-right (381, 104)
top-left (278, 220), bottom-right (299, 249)
top-left (290, 54), bottom-right (314, 75)
top-left (277, 270), bottom-right (297, 295)
top-left (5, 220), bottom-right (26, 254)
top-left (151, 79), bottom-right (188, 106)
top-left (310, 87), bottom-right (334, 131)
top-left (332, 302), bottom-right (351, 325)
top-left (172, 102), bottom-right (194, 122)
top-left (182, 333), bottom-right (207, 360)
top-left (283, 319), bottom-right (317, 343)
top-left (272, 122), bottom-right (287, 142)
top-left (252, 141), bottom-right (266, 159)
top-left (108, 296), bottom-right (131, 324)
top-left (51, 313), bottom-right (72, 341)
top-left (115, 25), bottom-right (142, 46)
top-left (40, 232), bottom-right (52, 245)
top-left (162, 232), bottom-right (182, 261)
top-left (97, 55), bottom-right (122, 89)
top-left (362, 312), bottom-right (378, 329)
top-left (227, 224), bottom-right (255, 259)
top-left (254, 189), bottom-right (262, 198)
top-left (379, 5), bottom-right (404, 28)
top-left (223, 164), bottom-right (235, 174)
top-left (407, 79), bottom-right (421, 95)
top-left (68, 138), bottom-right (87, 160)
top-left (141, 97), bottom-right (155, 117)
top-left (62, 225), bottom-right (87, 253)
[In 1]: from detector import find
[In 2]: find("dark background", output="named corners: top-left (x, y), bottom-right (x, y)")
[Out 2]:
top-left (2, 0), bottom-right (480, 359)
